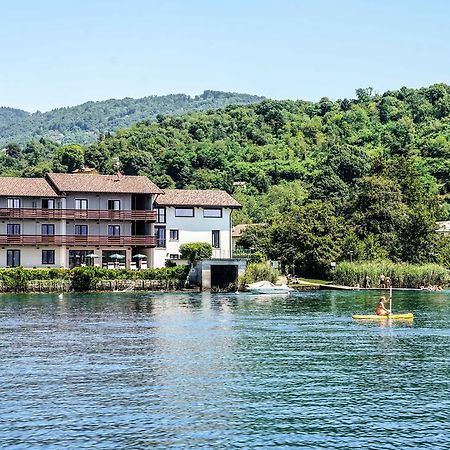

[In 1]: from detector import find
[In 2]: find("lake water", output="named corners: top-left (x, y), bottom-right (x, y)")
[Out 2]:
top-left (1, 290), bottom-right (449, 449)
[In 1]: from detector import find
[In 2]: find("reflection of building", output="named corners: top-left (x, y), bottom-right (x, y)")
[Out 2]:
top-left (0, 174), bottom-right (241, 269)
top-left (436, 221), bottom-right (450, 236)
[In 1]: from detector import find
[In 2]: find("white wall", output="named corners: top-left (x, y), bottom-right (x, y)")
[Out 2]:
top-left (0, 246), bottom-right (64, 268)
top-left (152, 206), bottom-right (233, 268)
top-left (65, 193), bottom-right (132, 210)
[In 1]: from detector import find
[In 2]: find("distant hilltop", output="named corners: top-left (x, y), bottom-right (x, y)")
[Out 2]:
top-left (0, 90), bottom-right (264, 146)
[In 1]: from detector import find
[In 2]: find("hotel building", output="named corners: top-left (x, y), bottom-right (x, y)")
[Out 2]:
top-left (0, 173), bottom-right (241, 269)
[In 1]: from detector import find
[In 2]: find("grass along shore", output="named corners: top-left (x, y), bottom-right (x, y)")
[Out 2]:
top-left (332, 261), bottom-right (449, 289)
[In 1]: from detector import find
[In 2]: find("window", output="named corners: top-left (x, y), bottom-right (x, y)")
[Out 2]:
top-left (74, 225), bottom-right (88, 236)
top-left (42, 199), bottom-right (55, 209)
top-left (203, 208), bottom-right (222, 218)
top-left (108, 225), bottom-right (121, 236)
top-left (7, 198), bottom-right (21, 209)
top-left (169, 229), bottom-right (179, 241)
top-left (175, 207), bottom-right (194, 217)
top-left (212, 230), bottom-right (220, 248)
top-left (7, 224), bottom-right (20, 235)
top-left (41, 224), bottom-right (55, 236)
top-left (155, 226), bottom-right (166, 247)
top-left (42, 250), bottom-right (55, 265)
top-left (157, 207), bottom-right (166, 223)
top-left (108, 200), bottom-right (121, 211)
top-left (7, 250), bottom-right (20, 267)
top-left (75, 199), bottom-right (88, 210)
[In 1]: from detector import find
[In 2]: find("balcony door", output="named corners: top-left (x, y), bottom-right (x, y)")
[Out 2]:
top-left (7, 198), bottom-right (21, 209)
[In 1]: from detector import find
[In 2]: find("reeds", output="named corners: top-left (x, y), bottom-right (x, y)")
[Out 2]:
top-left (333, 261), bottom-right (449, 288)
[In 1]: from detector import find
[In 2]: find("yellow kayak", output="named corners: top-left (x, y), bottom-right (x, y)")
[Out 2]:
top-left (352, 313), bottom-right (414, 320)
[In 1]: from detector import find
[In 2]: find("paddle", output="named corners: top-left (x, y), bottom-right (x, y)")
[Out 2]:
top-left (389, 284), bottom-right (393, 315)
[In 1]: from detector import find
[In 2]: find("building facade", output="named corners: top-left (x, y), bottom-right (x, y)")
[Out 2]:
top-left (0, 174), bottom-right (241, 269)
top-left (153, 189), bottom-right (242, 268)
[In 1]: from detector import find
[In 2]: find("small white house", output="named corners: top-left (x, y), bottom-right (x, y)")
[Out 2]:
top-left (153, 190), bottom-right (241, 268)
top-left (436, 221), bottom-right (450, 235)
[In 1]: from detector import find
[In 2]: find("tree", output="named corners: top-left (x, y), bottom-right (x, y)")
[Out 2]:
top-left (52, 144), bottom-right (84, 173)
top-left (5, 143), bottom-right (22, 159)
top-left (179, 242), bottom-right (213, 263)
top-left (271, 201), bottom-right (347, 277)
top-left (351, 176), bottom-right (408, 254)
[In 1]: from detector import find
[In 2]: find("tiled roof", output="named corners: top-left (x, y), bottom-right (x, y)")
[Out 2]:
top-left (232, 224), bottom-right (250, 237)
top-left (47, 173), bottom-right (164, 195)
top-left (232, 223), bottom-right (267, 237)
top-left (0, 177), bottom-right (59, 197)
top-left (157, 189), bottom-right (242, 208)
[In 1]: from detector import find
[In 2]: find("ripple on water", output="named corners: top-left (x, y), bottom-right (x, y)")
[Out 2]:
top-left (0, 291), bottom-right (449, 449)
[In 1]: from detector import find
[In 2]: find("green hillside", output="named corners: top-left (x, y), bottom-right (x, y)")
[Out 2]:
top-left (1, 83), bottom-right (450, 274)
top-left (0, 90), bottom-right (264, 145)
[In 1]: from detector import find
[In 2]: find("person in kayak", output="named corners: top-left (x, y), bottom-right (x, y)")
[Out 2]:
top-left (376, 296), bottom-right (391, 316)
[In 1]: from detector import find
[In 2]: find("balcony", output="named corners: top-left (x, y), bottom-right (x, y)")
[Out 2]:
top-left (0, 208), bottom-right (157, 221)
top-left (0, 235), bottom-right (156, 247)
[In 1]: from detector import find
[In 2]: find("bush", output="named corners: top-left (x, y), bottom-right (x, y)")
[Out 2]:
top-left (0, 267), bottom-right (30, 292)
top-left (333, 261), bottom-right (449, 288)
top-left (180, 242), bottom-right (213, 262)
top-left (239, 262), bottom-right (280, 288)
top-left (0, 266), bottom-right (191, 292)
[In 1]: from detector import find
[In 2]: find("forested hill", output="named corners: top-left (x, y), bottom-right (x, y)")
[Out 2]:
top-left (2, 83), bottom-right (450, 272)
top-left (0, 90), bottom-right (264, 145)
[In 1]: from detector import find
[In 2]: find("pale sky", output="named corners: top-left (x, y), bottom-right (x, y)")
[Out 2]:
top-left (1, 0), bottom-right (449, 112)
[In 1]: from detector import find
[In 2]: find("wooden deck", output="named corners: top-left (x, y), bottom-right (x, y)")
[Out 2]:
top-left (320, 284), bottom-right (426, 292)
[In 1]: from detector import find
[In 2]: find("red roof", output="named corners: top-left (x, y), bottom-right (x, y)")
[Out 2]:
top-left (0, 177), bottom-right (59, 197)
top-left (47, 173), bottom-right (164, 195)
top-left (156, 189), bottom-right (242, 208)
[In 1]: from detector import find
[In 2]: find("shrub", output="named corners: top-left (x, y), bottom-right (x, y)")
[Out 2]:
top-left (179, 242), bottom-right (213, 262)
top-left (0, 267), bottom-right (30, 292)
top-left (0, 266), bottom-right (191, 292)
top-left (239, 262), bottom-right (279, 288)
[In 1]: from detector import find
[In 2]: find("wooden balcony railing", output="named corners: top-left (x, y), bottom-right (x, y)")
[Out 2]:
top-left (0, 235), bottom-right (156, 246)
top-left (0, 208), bottom-right (157, 221)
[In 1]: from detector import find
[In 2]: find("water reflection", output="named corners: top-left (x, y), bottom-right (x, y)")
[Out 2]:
top-left (0, 291), bottom-right (449, 448)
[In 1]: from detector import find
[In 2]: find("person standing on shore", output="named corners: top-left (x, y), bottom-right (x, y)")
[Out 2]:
top-left (365, 275), bottom-right (371, 288)
top-left (385, 276), bottom-right (391, 288)
top-left (379, 274), bottom-right (386, 288)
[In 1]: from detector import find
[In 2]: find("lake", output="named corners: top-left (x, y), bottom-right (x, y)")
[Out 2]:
top-left (1, 290), bottom-right (449, 449)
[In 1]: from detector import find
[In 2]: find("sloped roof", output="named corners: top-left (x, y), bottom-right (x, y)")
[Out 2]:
top-left (0, 177), bottom-right (59, 197)
top-left (47, 173), bottom-right (164, 195)
top-left (157, 189), bottom-right (242, 208)
top-left (232, 223), bottom-right (267, 237)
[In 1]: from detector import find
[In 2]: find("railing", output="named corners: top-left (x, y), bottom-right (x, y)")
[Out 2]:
top-left (0, 235), bottom-right (156, 246)
top-left (0, 208), bottom-right (157, 221)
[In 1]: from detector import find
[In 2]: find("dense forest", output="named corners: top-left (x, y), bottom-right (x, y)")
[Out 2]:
top-left (1, 83), bottom-right (450, 275)
top-left (0, 90), bottom-right (264, 145)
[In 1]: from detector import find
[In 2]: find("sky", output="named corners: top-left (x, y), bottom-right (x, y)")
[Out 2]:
top-left (1, 0), bottom-right (450, 112)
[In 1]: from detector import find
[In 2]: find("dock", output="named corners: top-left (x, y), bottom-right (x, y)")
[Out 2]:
top-left (319, 284), bottom-right (426, 292)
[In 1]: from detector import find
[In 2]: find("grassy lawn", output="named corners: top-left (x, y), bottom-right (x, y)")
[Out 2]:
top-left (289, 278), bottom-right (332, 286)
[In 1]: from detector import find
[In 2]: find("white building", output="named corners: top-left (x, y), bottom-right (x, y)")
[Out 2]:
top-left (436, 221), bottom-right (450, 236)
top-left (153, 190), bottom-right (242, 268)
